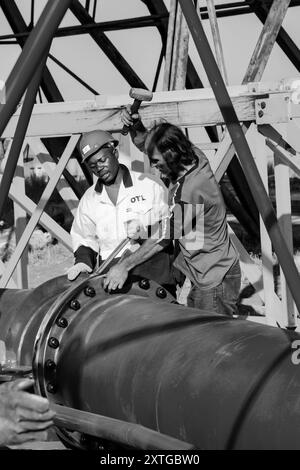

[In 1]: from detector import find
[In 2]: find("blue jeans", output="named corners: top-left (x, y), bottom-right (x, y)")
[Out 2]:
top-left (187, 260), bottom-right (241, 316)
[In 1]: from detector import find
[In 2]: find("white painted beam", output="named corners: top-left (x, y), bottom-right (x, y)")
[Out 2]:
top-left (2, 81), bottom-right (300, 138)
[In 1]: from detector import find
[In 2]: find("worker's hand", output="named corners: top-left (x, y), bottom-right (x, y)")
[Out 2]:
top-left (121, 104), bottom-right (141, 129)
top-left (0, 378), bottom-right (55, 447)
top-left (103, 262), bottom-right (129, 292)
top-left (67, 262), bottom-right (92, 281)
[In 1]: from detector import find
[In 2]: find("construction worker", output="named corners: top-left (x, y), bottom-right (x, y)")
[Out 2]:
top-left (0, 379), bottom-right (55, 447)
top-left (104, 108), bottom-right (241, 315)
top-left (67, 129), bottom-right (176, 295)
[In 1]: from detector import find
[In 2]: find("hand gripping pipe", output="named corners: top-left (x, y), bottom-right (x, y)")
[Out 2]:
top-left (1, 274), bottom-right (300, 449)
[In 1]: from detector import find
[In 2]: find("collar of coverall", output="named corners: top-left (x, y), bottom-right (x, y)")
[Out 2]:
top-left (94, 164), bottom-right (133, 194)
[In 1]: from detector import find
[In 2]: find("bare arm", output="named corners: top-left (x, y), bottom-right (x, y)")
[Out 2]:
top-left (121, 105), bottom-right (148, 152)
top-left (103, 238), bottom-right (164, 291)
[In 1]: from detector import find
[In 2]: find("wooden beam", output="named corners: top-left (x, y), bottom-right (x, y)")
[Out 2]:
top-left (206, 0), bottom-right (228, 84)
top-left (141, 0), bottom-right (208, 93)
top-left (9, 183), bottom-right (72, 250)
top-left (0, 139), bottom-right (16, 288)
top-left (251, 0), bottom-right (300, 72)
top-left (266, 139), bottom-right (300, 178)
top-left (211, 131), bottom-right (236, 182)
top-left (274, 124), bottom-right (297, 328)
top-left (203, 0), bottom-right (293, 222)
top-left (0, 260), bottom-right (16, 288)
top-left (163, 0), bottom-right (176, 90)
top-left (13, 148), bottom-right (29, 288)
top-left (253, 130), bottom-right (275, 317)
top-left (3, 82), bottom-right (299, 138)
top-left (163, 0), bottom-right (189, 91)
top-left (247, 125), bottom-right (283, 325)
top-left (0, 135), bottom-right (78, 287)
top-left (243, 0), bottom-right (291, 84)
top-left (258, 123), bottom-right (298, 155)
top-left (27, 137), bottom-right (78, 216)
top-left (195, 142), bottom-right (220, 150)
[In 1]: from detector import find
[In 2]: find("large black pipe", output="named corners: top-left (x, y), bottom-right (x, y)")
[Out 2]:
top-left (1, 275), bottom-right (300, 449)
top-left (178, 0), bottom-right (300, 317)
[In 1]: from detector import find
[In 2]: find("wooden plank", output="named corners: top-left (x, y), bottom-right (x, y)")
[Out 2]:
top-left (200, 0), bottom-right (294, 314)
top-left (0, 139), bottom-right (17, 288)
top-left (3, 80), bottom-right (300, 138)
top-left (211, 131), bottom-right (239, 182)
top-left (206, 0), bottom-right (228, 84)
top-left (205, 0), bottom-right (227, 141)
top-left (163, 0), bottom-right (189, 91)
top-left (274, 124), bottom-right (297, 328)
top-left (118, 133), bottom-right (150, 173)
top-left (251, 126), bottom-right (284, 326)
top-left (259, 122), bottom-right (299, 156)
top-left (0, 136), bottom-right (79, 288)
top-left (9, 183), bottom-right (72, 250)
top-left (195, 142), bottom-right (220, 150)
top-left (13, 148), bottom-right (28, 288)
top-left (224, 125), bottom-right (286, 320)
top-left (205, 0), bottom-right (294, 214)
top-left (243, 0), bottom-right (291, 84)
top-left (0, 261), bottom-right (16, 288)
top-left (27, 137), bottom-right (79, 216)
top-left (266, 139), bottom-right (300, 178)
top-left (2, 96), bottom-right (258, 138)
top-left (163, 0), bottom-right (176, 91)
top-left (249, 0), bottom-right (298, 75)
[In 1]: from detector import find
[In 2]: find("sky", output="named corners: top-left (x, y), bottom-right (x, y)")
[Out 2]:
top-left (0, 0), bottom-right (299, 102)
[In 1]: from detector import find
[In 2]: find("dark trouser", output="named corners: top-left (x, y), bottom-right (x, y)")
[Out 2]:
top-left (187, 259), bottom-right (241, 316)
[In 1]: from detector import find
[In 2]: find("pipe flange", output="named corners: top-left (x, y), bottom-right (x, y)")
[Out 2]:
top-left (33, 274), bottom-right (177, 400)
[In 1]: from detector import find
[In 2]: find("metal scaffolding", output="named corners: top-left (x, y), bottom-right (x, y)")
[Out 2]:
top-left (0, 0), bottom-right (299, 328)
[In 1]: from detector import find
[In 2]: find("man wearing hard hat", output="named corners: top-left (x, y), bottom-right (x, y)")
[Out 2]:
top-left (67, 129), bottom-right (176, 295)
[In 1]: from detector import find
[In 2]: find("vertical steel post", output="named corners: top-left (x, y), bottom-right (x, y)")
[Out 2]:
top-left (0, 51), bottom-right (49, 219)
top-left (0, 0), bottom-right (63, 103)
top-left (178, 0), bottom-right (300, 315)
top-left (0, 0), bottom-right (71, 138)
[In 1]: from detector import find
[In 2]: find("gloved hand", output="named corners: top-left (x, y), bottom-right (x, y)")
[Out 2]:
top-left (67, 262), bottom-right (92, 281)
